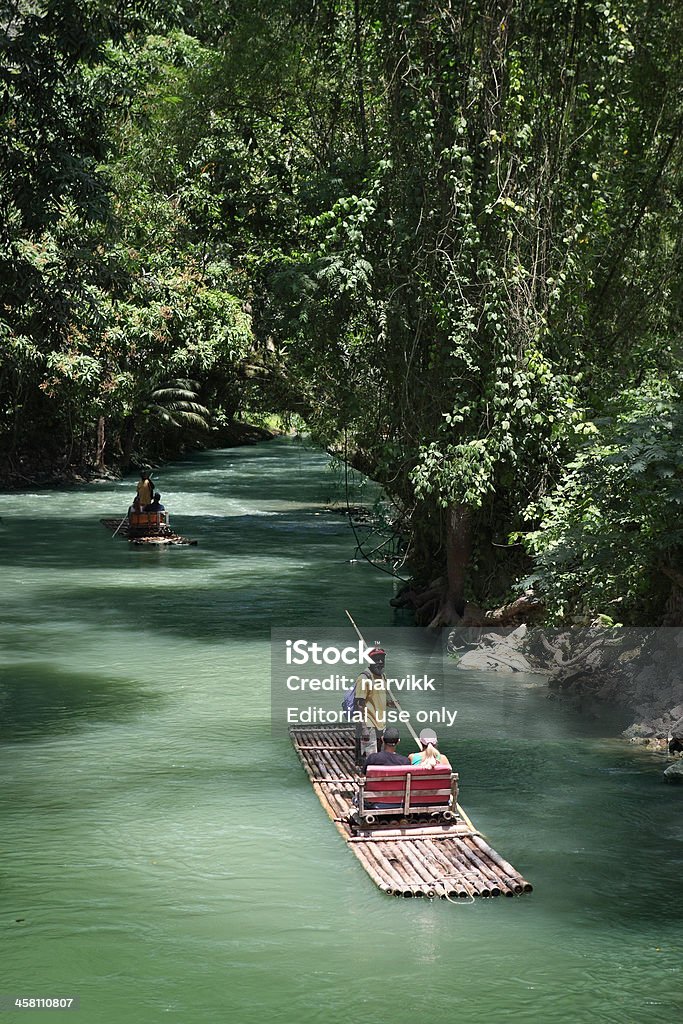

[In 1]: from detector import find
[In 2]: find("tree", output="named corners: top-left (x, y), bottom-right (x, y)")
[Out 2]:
top-left (259, 0), bottom-right (683, 625)
top-left (523, 378), bottom-right (683, 624)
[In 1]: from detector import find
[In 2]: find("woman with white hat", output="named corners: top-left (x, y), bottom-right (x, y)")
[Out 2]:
top-left (410, 727), bottom-right (451, 769)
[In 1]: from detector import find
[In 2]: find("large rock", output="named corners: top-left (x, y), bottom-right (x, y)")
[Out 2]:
top-left (670, 716), bottom-right (683, 742)
top-left (457, 646), bottom-right (533, 673)
top-left (664, 761), bottom-right (683, 783)
top-left (623, 722), bottom-right (656, 740)
top-left (456, 624), bottom-right (536, 673)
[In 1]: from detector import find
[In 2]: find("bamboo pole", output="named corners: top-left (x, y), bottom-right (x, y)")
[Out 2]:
top-left (380, 850), bottom-right (421, 897)
top-left (437, 842), bottom-right (490, 897)
top-left (454, 842), bottom-right (499, 896)
top-left (447, 834), bottom-right (515, 896)
top-left (462, 842), bottom-right (521, 895)
top-left (361, 842), bottom-right (410, 895)
top-left (456, 842), bottom-right (502, 897)
top-left (470, 835), bottom-right (533, 893)
top-left (350, 831), bottom-right (461, 843)
top-left (422, 840), bottom-right (470, 898)
top-left (307, 748), bottom-right (330, 778)
top-left (349, 824), bottom-right (468, 840)
top-left (294, 748), bottom-right (317, 780)
top-left (309, 775), bottom-right (355, 783)
top-left (399, 842), bottom-right (439, 897)
top-left (383, 842), bottom-right (427, 895)
top-left (112, 513), bottom-right (128, 538)
top-left (352, 845), bottom-right (394, 894)
top-left (337, 750), bottom-right (356, 775)
top-left (427, 845), bottom-right (474, 899)
top-left (310, 781), bottom-right (340, 822)
top-left (327, 749), bottom-right (349, 779)
top-left (322, 782), bottom-right (350, 818)
top-left (409, 842), bottom-right (450, 892)
top-left (318, 787), bottom-right (342, 818)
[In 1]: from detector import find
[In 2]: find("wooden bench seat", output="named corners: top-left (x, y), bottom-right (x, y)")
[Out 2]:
top-left (128, 511), bottom-right (168, 533)
top-left (357, 765), bottom-right (459, 823)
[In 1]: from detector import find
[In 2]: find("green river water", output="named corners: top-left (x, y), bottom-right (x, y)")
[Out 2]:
top-left (1, 439), bottom-right (681, 1024)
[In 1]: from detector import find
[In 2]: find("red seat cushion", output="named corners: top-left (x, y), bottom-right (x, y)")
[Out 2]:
top-left (365, 766), bottom-right (452, 807)
top-left (365, 767), bottom-right (407, 804)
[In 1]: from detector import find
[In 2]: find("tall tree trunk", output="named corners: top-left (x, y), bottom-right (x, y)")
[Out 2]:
top-left (120, 415), bottom-right (137, 471)
top-left (353, 0), bottom-right (369, 163)
top-left (10, 376), bottom-right (24, 457)
top-left (429, 502), bottom-right (472, 627)
top-left (96, 415), bottom-right (106, 468)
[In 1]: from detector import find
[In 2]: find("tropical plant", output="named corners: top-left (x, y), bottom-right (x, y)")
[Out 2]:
top-left (118, 378), bottom-right (211, 468)
top-left (523, 380), bottom-right (683, 623)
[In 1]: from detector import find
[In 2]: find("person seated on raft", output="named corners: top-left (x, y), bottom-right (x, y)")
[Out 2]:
top-left (365, 726), bottom-right (411, 768)
top-left (127, 495), bottom-right (141, 517)
top-left (409, 728), bottom-right (452, 769)
top-left (363, 726), bottom-right (410, 809)
top-left (144, 492), bottom-right (165, 512)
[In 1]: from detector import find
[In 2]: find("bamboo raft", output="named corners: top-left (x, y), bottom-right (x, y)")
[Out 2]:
top-left (291, 725), bottom-right (532, 899)
top-left (100, 517), bottom-right (197, 546)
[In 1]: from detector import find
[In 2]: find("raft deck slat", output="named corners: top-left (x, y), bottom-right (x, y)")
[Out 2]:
top-left (291, 725), bottom-right (532, 900)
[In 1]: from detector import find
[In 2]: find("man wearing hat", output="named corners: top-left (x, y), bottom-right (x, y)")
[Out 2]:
top-left (409, 727), bottom-right (452, 768)
top-left (353, 645), bottom-right (393, 765)
top-left (361, 727), bottom-right (410, 810)
top-left (364, 726), bottom-right (410, 767)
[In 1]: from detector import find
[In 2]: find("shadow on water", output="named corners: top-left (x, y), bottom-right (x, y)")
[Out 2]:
top-left (0, 663), bottom-right (161, 742)
top-left (0, 510), bottom-right (354, 571)
top-left (3, 567), bottom-right (379, 642)
top-left (1, 493), bottom-right (390, 641)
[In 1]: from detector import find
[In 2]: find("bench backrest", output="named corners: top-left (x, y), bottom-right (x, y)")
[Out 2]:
top-left (129, 511), bottom-right (168, 529)
top-left (360, 765), bottom-right (458, 818)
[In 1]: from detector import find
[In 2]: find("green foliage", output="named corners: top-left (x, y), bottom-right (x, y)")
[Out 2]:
top-left (523, 380), bottom-right (683, 622)
top-left (0, 15), bottom-right (253, 473)
top-left (251, 0), bottom-right (683, 621)
top-left (133, 377), bottom-right (210, 436)
top-left (411, 441), bottom-right (496, 509)
top-left (1, 0), bottom-right (682, 625)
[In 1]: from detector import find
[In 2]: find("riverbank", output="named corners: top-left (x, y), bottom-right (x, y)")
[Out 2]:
top-left (0, 421), bottom-right (275, 491)
top-left (450, 624), bottom-right (683, 748)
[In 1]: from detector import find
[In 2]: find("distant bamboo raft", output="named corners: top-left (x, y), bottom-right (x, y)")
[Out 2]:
top-left (291, 725), bottom-right (532, 900)
top-left (99, 518), bottom-right (197, 546)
